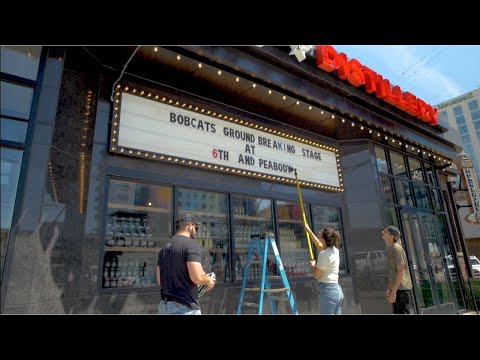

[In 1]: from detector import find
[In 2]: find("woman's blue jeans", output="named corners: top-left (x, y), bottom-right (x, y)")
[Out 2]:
top-left (318, 282), bottom-right (344, 315)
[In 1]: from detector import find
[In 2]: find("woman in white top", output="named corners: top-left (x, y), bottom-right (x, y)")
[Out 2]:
top-left (305, 224), bottom-right (344, 315)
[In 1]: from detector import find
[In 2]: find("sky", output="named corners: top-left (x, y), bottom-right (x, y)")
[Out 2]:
top-left (331, 45), bottom-right (480, 106)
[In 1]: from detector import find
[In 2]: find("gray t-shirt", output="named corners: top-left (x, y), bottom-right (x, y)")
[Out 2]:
top-left (158, 234), bottom-right (203, 309)
top-left (387, 243), bottom-right (413, 290)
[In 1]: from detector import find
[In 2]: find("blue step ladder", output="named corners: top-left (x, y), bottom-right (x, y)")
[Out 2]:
top-left (236, 232), bottom-right (298, 315)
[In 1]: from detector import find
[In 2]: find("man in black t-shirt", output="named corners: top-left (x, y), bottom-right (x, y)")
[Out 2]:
top-left (156, 213), bottom-right (215, 314)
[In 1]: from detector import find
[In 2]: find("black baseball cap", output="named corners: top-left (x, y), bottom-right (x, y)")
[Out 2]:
top-left (176, 213), bottom-right (201, 226)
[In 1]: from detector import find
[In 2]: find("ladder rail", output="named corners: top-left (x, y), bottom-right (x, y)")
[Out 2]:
top-left (236, 239), bottom-right (256, 315)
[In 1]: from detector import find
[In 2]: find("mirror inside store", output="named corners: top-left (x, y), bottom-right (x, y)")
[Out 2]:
top-left (101, 178), bottom-right (344, 289)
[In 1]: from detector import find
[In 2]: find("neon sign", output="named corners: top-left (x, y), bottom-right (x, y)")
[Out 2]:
top-left (315, 45), bottom-right (438, 126)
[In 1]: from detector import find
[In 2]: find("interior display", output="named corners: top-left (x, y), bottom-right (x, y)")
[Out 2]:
top-left (99, 178), bottom-right (344, 289)
top-left (276, 200), bottom-right (310, 279)
top-left (102, 178), bottom-right (173, 289)
top-left (232, 195), bottom-right (274, 281)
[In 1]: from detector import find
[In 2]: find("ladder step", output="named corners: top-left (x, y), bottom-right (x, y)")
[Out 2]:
top-left (262, 287), bottom-right (289, 293)
top-left (241, 302), bottom-right (259, 308)
top-left (245, 287), bottom-right (261, 292)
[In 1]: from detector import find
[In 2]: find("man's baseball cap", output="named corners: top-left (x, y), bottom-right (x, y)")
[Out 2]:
top-left (386, 225), bottom-right (401, 236)
top-left (176, 213), bottom-right (201, 226)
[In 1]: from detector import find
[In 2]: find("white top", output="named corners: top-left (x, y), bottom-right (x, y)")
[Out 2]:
top-left (316, 247), bottom-right (339, 283)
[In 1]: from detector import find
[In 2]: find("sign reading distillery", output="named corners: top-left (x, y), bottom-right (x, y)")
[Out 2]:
top-left (111, 91), bottom-right (340, 189)
top-left (315, 45), bottom-right (438, 126)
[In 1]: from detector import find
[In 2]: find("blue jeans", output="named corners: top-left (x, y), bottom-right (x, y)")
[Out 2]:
top-left (318, 282), bottom-right (344, 315)
top-left (158, 300), bottom-right (201, 315)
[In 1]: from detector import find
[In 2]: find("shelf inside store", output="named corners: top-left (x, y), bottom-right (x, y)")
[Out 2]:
top-left (180, 210), bottom-right (227, 218)
top-left (108, 203), bottom-right (170, 213)
top-left (278, 219), bottom-right (304, 224)
top-left (105, 246), bottom-right (161, 252)
top-left (233, 215), bottom-right (271, 221)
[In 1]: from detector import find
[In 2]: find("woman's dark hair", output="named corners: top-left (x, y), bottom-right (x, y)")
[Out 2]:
top-left (320, 226), bottom-right (341, 248)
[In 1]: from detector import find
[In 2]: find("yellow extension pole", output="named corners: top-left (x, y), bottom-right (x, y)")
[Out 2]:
top-left (294, 169), bottom-right (314, 261)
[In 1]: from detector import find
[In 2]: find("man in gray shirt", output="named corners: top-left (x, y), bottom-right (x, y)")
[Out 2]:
top-left (382, 225), bottom-right (413, 314)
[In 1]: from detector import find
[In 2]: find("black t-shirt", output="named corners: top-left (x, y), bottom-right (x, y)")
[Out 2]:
top-left (158, 234), bottom-right (203, 309)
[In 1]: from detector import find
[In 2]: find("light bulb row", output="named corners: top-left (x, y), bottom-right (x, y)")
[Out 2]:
top-left (339, 118), bottom-right (453, 165)
top-left (113, 84), bottom-right (339, 153)
top-left (162, 48), bottom-right (455, 169)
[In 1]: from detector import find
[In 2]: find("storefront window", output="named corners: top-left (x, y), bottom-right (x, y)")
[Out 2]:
top-left (395, 179), bottom-right (413, 206)
top-left (430, 188), bottom-right (443, 211)
top-left (413, 184), bottom-right (430, 209)
top-left (0, 148), bottom-right (23, 280)
top-left (424, 163), bottom-right (437, 187)
top-left (385, 207), bottom-right (399, 230)
top-left (0, 81), bottom-right (34, 120)
top-left (390, 151), bottom-right (408, 178)
top-left (277, 200), bottom-right (309, 278)
top-left (1, 117), bottom-right (28, 144)
top-left (102, 178), bottom-right (173, 289)
top-left (311, 205), bottom-right (345, 273)
top-left (177, 188), bottom-right (229, 283)
top-left (232, 195), bottom-right (273, 282)
top-left (375, 146), bottom-right (388, 173)
top-left (379, 175), bottom-right (395, 204)
top-left (0, 46), bottom-right (42, 81)
top-left (408, 157), bottom-right (424, 183)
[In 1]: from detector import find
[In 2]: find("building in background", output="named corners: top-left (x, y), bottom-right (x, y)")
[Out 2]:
top-left (437, 91), bottom-right (480, 261)
top-left (437, 89), bottom-right (480, 182)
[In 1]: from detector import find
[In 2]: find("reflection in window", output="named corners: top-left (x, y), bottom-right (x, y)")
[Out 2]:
top-left (0, 148), bottom-right (23, 280)
top-left (277, 200), bottom-right (309, 278)
top-left (0, 81), bottom-right (34, 120)
top-left (390, 151), bottom-right (408, 178)
top-left (395, 179), bottom-right (413, 206)
top-left (0, 46), bottom-right (42, 81)
top-left (178, 188), bottom-right (229, 283)
top-left (102, 178), bottom-right (173, 289)
top-left (375, 146), bottom-right (388, 173)
top-left (385, 207), bottom-right (399, 229)
top-left (424, 163), bottom-right (437, 186)
top-left (232, 195), bottom-right (273, 283)
top-left (380, 175), bottom-right (395, 204)
top-left (1, 117), bottom-right (28, 143)
top-left (430, 188), bottom-right (443, 211)
top-left (413, 184), bottom-right (430, 209)
top-left (408, 157), bottom-right (424, 183)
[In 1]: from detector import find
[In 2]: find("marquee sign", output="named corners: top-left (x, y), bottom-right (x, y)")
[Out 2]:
top-left (109, 88), bottom-right (342, 190)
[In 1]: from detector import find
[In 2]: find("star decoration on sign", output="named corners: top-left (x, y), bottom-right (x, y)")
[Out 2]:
top-left (289, 45), bottom-right (313, 62)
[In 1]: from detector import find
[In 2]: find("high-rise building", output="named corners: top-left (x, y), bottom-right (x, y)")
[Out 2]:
top-left (437, 89), bottom-right (480, 182)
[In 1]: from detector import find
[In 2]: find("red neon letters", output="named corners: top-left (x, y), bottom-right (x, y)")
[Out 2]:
top-left (316, 45), bottom-right (438, 126)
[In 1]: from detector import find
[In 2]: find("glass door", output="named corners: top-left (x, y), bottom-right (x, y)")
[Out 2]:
top-left (401, 209), bottom-right (457, 313)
